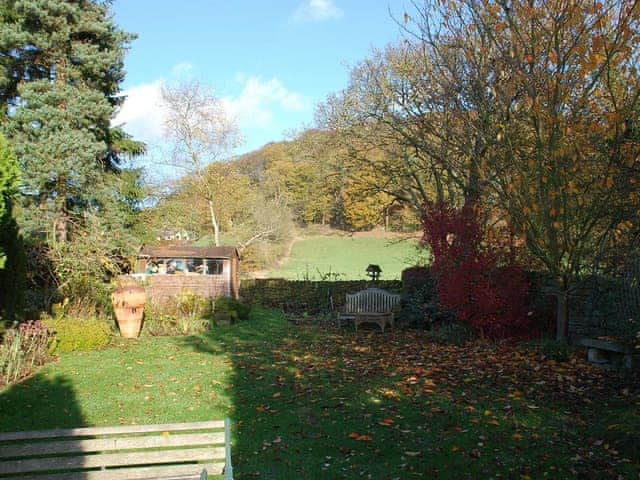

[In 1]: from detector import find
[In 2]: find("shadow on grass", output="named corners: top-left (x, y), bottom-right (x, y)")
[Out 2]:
top-left (2, 308), bottom-right (636, 479)
top-left (0, 374), bottom-right (93, 478)
top-left (0, 374), bottom-right (85, 431)
top-left (181, 309), bottom-right (487, 478)
top-left (181, 307), bottom-right (640, 480)
top-left (183, 309), bottom-right (407, 478)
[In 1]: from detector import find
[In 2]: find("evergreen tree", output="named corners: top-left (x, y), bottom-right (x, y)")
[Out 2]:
top-left (0, 133), bottom-right (25, 322)
top-left (0, 1), bottom-right (140, 311)
top-left (0, 0), bottom-right (135, 242)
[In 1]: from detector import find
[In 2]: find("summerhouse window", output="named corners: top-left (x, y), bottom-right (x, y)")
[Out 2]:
top-left (166, 258), bottom-right (184, 273)
top-left (186, 259), bottom-right (204, 273)
top-left (205, 259), bottom-right (224, 275)
top-left (142, 257), bottom-right (225, 275)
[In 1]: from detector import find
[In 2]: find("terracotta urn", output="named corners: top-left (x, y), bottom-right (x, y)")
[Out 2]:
top-left (111, 284), bottom-right (146, 338)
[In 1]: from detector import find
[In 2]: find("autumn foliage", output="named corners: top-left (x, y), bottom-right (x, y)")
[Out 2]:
top-left (422, 203), bottom-right (530, 339)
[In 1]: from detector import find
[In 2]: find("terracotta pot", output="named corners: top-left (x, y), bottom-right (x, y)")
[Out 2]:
top-left (114, 306), bottom-right (145, 338)
top-left (112, 284), bottom-right (146, 338)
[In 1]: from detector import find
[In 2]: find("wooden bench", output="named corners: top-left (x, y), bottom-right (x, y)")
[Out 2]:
top-left (338, 287), bottom-right (401, 333)
top-left (0, 419), bottom-right (233, 480)
top-left (574, 337), bottom-right (638, 370)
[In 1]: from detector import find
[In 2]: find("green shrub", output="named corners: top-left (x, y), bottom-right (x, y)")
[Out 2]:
top-left (214, 296), bottom-right (251, 322)
top-left (537, 338), bottom-right (573, 362)
top-left (175, 290), bottom-right (213, 318)
top-left (175, 316), bottom-right (210, 335)
top-left (424, 322), bottom-right (474, 346)
top-left (141, 299), bottom-right (211, 337)
top-left (43, 316), bottom-right (112, 353)
top-left (141, 302), bottom-right (177, 336)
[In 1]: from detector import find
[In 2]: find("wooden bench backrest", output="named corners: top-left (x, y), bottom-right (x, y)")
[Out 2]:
top-left (0, 419), bottom-right (232, 480)
top-left (345, 287), bottom-right (401, 314)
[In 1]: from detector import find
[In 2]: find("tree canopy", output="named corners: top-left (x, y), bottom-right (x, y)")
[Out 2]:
top-left (317, 0), bottom-right (640, 339)
top-left (0, 0), bottom-right (140, 313)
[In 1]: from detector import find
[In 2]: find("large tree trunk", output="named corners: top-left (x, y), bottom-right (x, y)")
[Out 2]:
top-left (556, 277), bottom-right (570, 341)
top-left (208, 199), bottom-right (220, 247)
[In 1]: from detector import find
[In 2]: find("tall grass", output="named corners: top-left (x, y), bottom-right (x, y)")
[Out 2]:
top-left (0, 321), bottom-right (52, 386)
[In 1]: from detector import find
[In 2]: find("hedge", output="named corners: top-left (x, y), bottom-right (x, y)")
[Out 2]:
top-left (240, 279), bottom-right (402, 315)
top-left (240, 272), bottom-right (636, 341)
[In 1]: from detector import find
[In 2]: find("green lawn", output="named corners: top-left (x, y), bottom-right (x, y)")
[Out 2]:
top-left (267, 233), bottom-right (423, 280)
top-left (1, 309), bottom-right (638, 479)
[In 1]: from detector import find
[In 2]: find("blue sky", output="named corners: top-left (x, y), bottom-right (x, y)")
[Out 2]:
top-left (112, 0), bottom-right (408, 157)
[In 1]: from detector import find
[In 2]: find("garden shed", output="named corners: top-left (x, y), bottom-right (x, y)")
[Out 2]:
top-left (134, 245), bottom-right (240, 303)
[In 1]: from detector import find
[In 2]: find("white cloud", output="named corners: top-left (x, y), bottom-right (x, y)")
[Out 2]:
top-left (292, 0), bottom-right (344, 22)
top-left (114, 73), bottom-right (311, 154)
top-left (113, 62), bottom-right (197, 142)
top-left (222, 76), bottom-right (311, 129)
top-left (113, 80), bottom-right (166, 142)
top-left (171, 61), bottom-right (194, 78)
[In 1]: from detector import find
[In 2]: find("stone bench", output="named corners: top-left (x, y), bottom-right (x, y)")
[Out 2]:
top-left (574, 337), bottom-right (638, 370)
top-left (0, 419), bottom-right (233, 480)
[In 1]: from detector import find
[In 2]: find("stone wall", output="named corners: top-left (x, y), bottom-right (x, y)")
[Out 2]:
top-left (513, 272), bottom-right (635, 340)
top-left (568, 276), bottom-right (634, 340)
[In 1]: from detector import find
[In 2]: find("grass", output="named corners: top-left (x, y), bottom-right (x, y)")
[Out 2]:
top-left (0, 336), bottom-right (233, 429)
top-left (267, 232), bottom-right (424, 280)
top-left (1, 309), bottom-right (639, 479)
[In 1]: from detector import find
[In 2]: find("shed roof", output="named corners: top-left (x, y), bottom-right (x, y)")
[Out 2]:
top-left (139, 245), bottom-right (239, 259)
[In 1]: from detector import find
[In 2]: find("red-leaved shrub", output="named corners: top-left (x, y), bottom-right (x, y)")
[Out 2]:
top-left (422, 203), bottom-right (530, 339)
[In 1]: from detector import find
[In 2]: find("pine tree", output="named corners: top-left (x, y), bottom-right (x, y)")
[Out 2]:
top-left (0, 0), bottom-right (136, 242)
top-left (0, 1), bottom-right (141, 310)
top-left (0, 133), bottom-right (25, 321)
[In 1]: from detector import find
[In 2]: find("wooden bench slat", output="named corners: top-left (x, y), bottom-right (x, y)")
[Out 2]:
top-left (0, 447), bottom-right (225, 475)
top-left (0, 421), bottom-right (224, 442)
top-left (0, 432), bottom-right (225, 459)
top-left (10, 462), bottom-right (225, 480)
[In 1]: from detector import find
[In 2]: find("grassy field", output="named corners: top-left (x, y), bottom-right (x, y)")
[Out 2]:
top-left (1, 309), bottom-right (638, 479)
top-left (267, 232), bottom-right (424, 280)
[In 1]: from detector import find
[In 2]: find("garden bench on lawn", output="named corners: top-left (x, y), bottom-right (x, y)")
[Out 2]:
top-left (338, 287), bottom-right (401, 333)
top-left (0, 418), bottom-right (233, 480)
